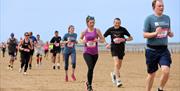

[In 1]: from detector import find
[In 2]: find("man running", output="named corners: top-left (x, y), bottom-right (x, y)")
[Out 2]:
top-left (7, 33), bottom-right (18, 70)
top-left (35, 34), bottom-right (44, 67)
top-left (1, 42), bottom-right (6, 57)
top-left (143, 0), bottom-right (173, 91)
top-left (104, 18), bottom-right (133, 87)
top-left (50, 30), bottom-right (61, 70)
top-left (28, 32), bottom-right (37, 69)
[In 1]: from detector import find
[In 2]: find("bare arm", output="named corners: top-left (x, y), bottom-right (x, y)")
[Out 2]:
top-left (96, 29), bottom-right (105, 43)
top-left (126, 36), bottom-right (133, 41)
top-left (79, 31), bottom-right (86, 44)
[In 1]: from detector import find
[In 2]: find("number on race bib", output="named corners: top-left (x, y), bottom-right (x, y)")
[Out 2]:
top-left (86, 41), bottom-right (96, 48)
top-left (67, 42), bottom-right (74, 48)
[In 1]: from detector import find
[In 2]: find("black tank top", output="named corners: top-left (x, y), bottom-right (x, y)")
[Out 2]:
top-left (22, 39), bottom-right (31, 53)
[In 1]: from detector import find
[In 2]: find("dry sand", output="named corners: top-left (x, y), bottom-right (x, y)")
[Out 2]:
top-left (0, 52), bottom-right (179, 91)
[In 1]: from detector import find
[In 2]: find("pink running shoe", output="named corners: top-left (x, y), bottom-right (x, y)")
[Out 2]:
top-left (71, 74), bottom-right (76, 81)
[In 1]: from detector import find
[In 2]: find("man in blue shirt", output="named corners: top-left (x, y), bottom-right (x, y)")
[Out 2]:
top-left (28, 32), bottom-right (37, 69)
top-left (143, 0), bottom-right (173, 91)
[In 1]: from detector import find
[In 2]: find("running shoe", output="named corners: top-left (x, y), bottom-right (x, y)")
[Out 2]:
top-left (71, 74), bottom-right (76, 81)
top-left (10, 66), bottom-right (13, 70)
top-left (23, 72), bottom-right (27, 75)
top-left (116, 80), bottom-right (123, 87)
top-left (85, 82), bottom-right (93, 91)
top-left (157, 88), bottom-right (163, 91)
top-left (53, 66), bottom-right (56, 70)
top-left (110, 72), bottom-right (116, 84)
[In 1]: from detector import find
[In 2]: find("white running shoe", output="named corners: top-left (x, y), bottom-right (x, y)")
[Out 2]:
top-left (23, 72), bottom-right (27, 75)
top-left (110, 72), bottom-right (116, 84)
top-left (116, 80), bottom-right (123, 87)
top-left (10, 67), bottom-right (13, 71)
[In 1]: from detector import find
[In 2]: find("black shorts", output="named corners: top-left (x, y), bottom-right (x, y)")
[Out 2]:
top-left (30, 49), bottom-right (34, 56)
top-left (36, 53), bottom-right (42, 57)
top-left (111, 44), bottom-right (125, 60)
top-left (44, 50), bottom-right (48, 54)
top-left (9, 52), bottom-right (16, 57)
top-left (51, 48), bottom-right (61, 56)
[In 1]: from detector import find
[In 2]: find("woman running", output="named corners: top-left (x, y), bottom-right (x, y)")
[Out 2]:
top-left (44, 41), bottom-right (49, 59)
top-left (80, 16), bottom-right (105, 91)
top-left (63, 25), bottom-right (77, 82)
top-left (18, 32), bottom-right (33, 75)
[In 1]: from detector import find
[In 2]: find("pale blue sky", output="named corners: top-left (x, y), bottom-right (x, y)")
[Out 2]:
top-left (0, 0), bottom-right (179, 43)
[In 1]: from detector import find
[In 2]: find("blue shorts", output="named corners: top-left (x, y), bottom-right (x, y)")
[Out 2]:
top-left (145, 48), bottom-right (172, 73)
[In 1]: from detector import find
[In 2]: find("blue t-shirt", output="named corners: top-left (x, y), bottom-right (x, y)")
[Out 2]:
top-left (143, 14), bottom-right (171, 46)
top-left (29, 36), bottom-right (37, 43)
top-left (63, 33), bottom-right (77, 53)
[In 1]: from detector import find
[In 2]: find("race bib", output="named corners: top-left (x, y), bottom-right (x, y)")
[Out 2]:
top-left (113, 38), bottom-right (125, 44)
top-left (86, 41), bottom-right (96, 48)
top-left (24, 49), bottom-right (30, 52)
top-left (55, 43), bottom-right (60, 47)
top-left (156, 28), bottom-right (169, 38)
top-left (67, 42), bottom-right (74, 48)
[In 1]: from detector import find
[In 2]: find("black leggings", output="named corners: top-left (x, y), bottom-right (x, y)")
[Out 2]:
top-left (21, 53), bottom-right (30, 72)
top-left (83, 53), bottom-right (98, 85)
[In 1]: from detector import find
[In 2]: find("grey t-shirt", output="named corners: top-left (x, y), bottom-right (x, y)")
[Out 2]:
top-left (143, 14), bottom-right (171, 45)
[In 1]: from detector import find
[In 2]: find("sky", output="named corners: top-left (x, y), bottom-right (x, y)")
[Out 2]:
top-left (0, 0), bottom-right (180, 43)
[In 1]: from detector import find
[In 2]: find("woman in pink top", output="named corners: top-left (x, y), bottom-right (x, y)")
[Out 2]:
top-left (44, 41), bottom-right (49, 58)
top-left (80, 16), bottom-right (105, 91)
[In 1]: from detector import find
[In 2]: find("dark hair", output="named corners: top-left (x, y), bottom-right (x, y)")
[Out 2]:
top-left (55, 30), bottom-right (58, 33)
top-left (114, 18), bottom-right (121, 22)
top-left (24, 32), bottom-right (29, 36)
top-left (68, 25), bottom-right (74, 33)
top-left (152, 0), bottom-right (162, 9)
top-left (86, 15), bottom-right (95, 23)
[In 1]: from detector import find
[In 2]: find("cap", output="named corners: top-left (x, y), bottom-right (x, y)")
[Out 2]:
top-left (10, 33), bottom-right (14, 37)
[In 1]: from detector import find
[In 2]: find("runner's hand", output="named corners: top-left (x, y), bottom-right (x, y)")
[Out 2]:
top-left (105, 43), bottom-right (111, 49)
top-left (24, 49), bottom-right (30, 52)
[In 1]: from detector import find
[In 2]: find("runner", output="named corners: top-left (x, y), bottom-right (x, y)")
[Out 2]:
top-left (18, 32), bottom-right (33, 75)
top-left (80, 16), bottom-right (105, 91)
top-left (7, 33), bottom-right (18, 70)
top-left (104, 18), bottom-right (133, 87)
top-left (35, 34), bottom-right (44, 67)
top-left (50, 30), bottom-right (61, 70)
top-left (143, 0), bottom-right (173, 91)
top-left (1, 42), bottom-right (6, 57)
top-left (44, 41), bottom-right (49, 59)
top-left (63, 25), bottom-right (77, 82)
top-left (28, 32), bottom-right (37, 69)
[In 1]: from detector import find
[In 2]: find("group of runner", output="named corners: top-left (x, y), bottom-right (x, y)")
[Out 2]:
top-left (0, 0), bottom-right (174, 91)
